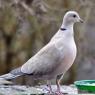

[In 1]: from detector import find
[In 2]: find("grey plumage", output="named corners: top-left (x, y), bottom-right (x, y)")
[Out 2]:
top-left (0, 11), bottom-right (83, 93)
top-left (0, 67), bottom-right (24, 80)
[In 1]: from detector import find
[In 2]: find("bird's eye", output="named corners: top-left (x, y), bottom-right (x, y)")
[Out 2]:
top-left (73, 14), bottom-right (76, 18)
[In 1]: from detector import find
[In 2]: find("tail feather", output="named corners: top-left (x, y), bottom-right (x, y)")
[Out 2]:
top-left (0, 67), bottom-right (24, 80)
top-left (0, 73), bottom-right (20, 80)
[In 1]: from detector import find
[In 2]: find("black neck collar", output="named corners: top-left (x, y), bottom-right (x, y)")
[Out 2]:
top-left (60, 28), bottom-right (66, 31)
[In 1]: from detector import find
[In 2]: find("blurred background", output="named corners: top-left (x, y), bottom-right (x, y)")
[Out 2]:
top-left (0, 0), bottom-right (95, 85)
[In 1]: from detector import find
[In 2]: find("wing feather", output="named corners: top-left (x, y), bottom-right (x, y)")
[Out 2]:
top-left (21, 43), bottom-right (62, 76)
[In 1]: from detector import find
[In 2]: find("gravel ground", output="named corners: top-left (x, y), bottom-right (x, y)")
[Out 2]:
top-left (0, 84), bottom-right (78, 95)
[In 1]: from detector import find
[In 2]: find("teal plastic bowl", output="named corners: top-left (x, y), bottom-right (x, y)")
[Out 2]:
top-left (74, 80), bottom-right (95, 92)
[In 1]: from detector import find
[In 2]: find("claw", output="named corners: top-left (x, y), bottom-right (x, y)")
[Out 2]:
top-left (55, 90), bottom-right (62, 95)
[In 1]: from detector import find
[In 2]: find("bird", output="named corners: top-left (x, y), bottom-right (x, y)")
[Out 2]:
top-left (0, 11), bottom-right (83, 95)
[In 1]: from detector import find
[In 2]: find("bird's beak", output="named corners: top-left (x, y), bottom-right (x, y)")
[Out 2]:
top-left (79, 18), bottom-right (84, 23)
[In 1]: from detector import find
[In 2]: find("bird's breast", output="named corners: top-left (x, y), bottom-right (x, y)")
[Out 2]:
top-left (53, 38), bottom-right (77, 76)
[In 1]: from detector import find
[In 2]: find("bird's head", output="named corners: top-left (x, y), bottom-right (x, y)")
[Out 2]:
top-left (63, 11), bottom-right (83, 25)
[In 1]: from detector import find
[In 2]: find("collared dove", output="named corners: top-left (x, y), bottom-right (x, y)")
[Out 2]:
top-left (0, 11), bottom-right (83, 94)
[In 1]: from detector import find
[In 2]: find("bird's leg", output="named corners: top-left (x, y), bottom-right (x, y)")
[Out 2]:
top-left (44, 81), bottom-right (53, 94)
top-left (56, 79), bottom-right (60, 92)
top-left (56, 78), bottom-right (61, 94)
top-left (46, 84), bottom-right (53, 94)
top-left (55, 78), bottom-right (63, 95)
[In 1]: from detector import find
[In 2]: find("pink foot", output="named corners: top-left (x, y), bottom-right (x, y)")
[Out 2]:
top-left (43, 85), bottom-right (54, 95)
top-left (55, 90), bottom-right (63, 95)
top-left (44, 87), bottom-right (53, 94)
